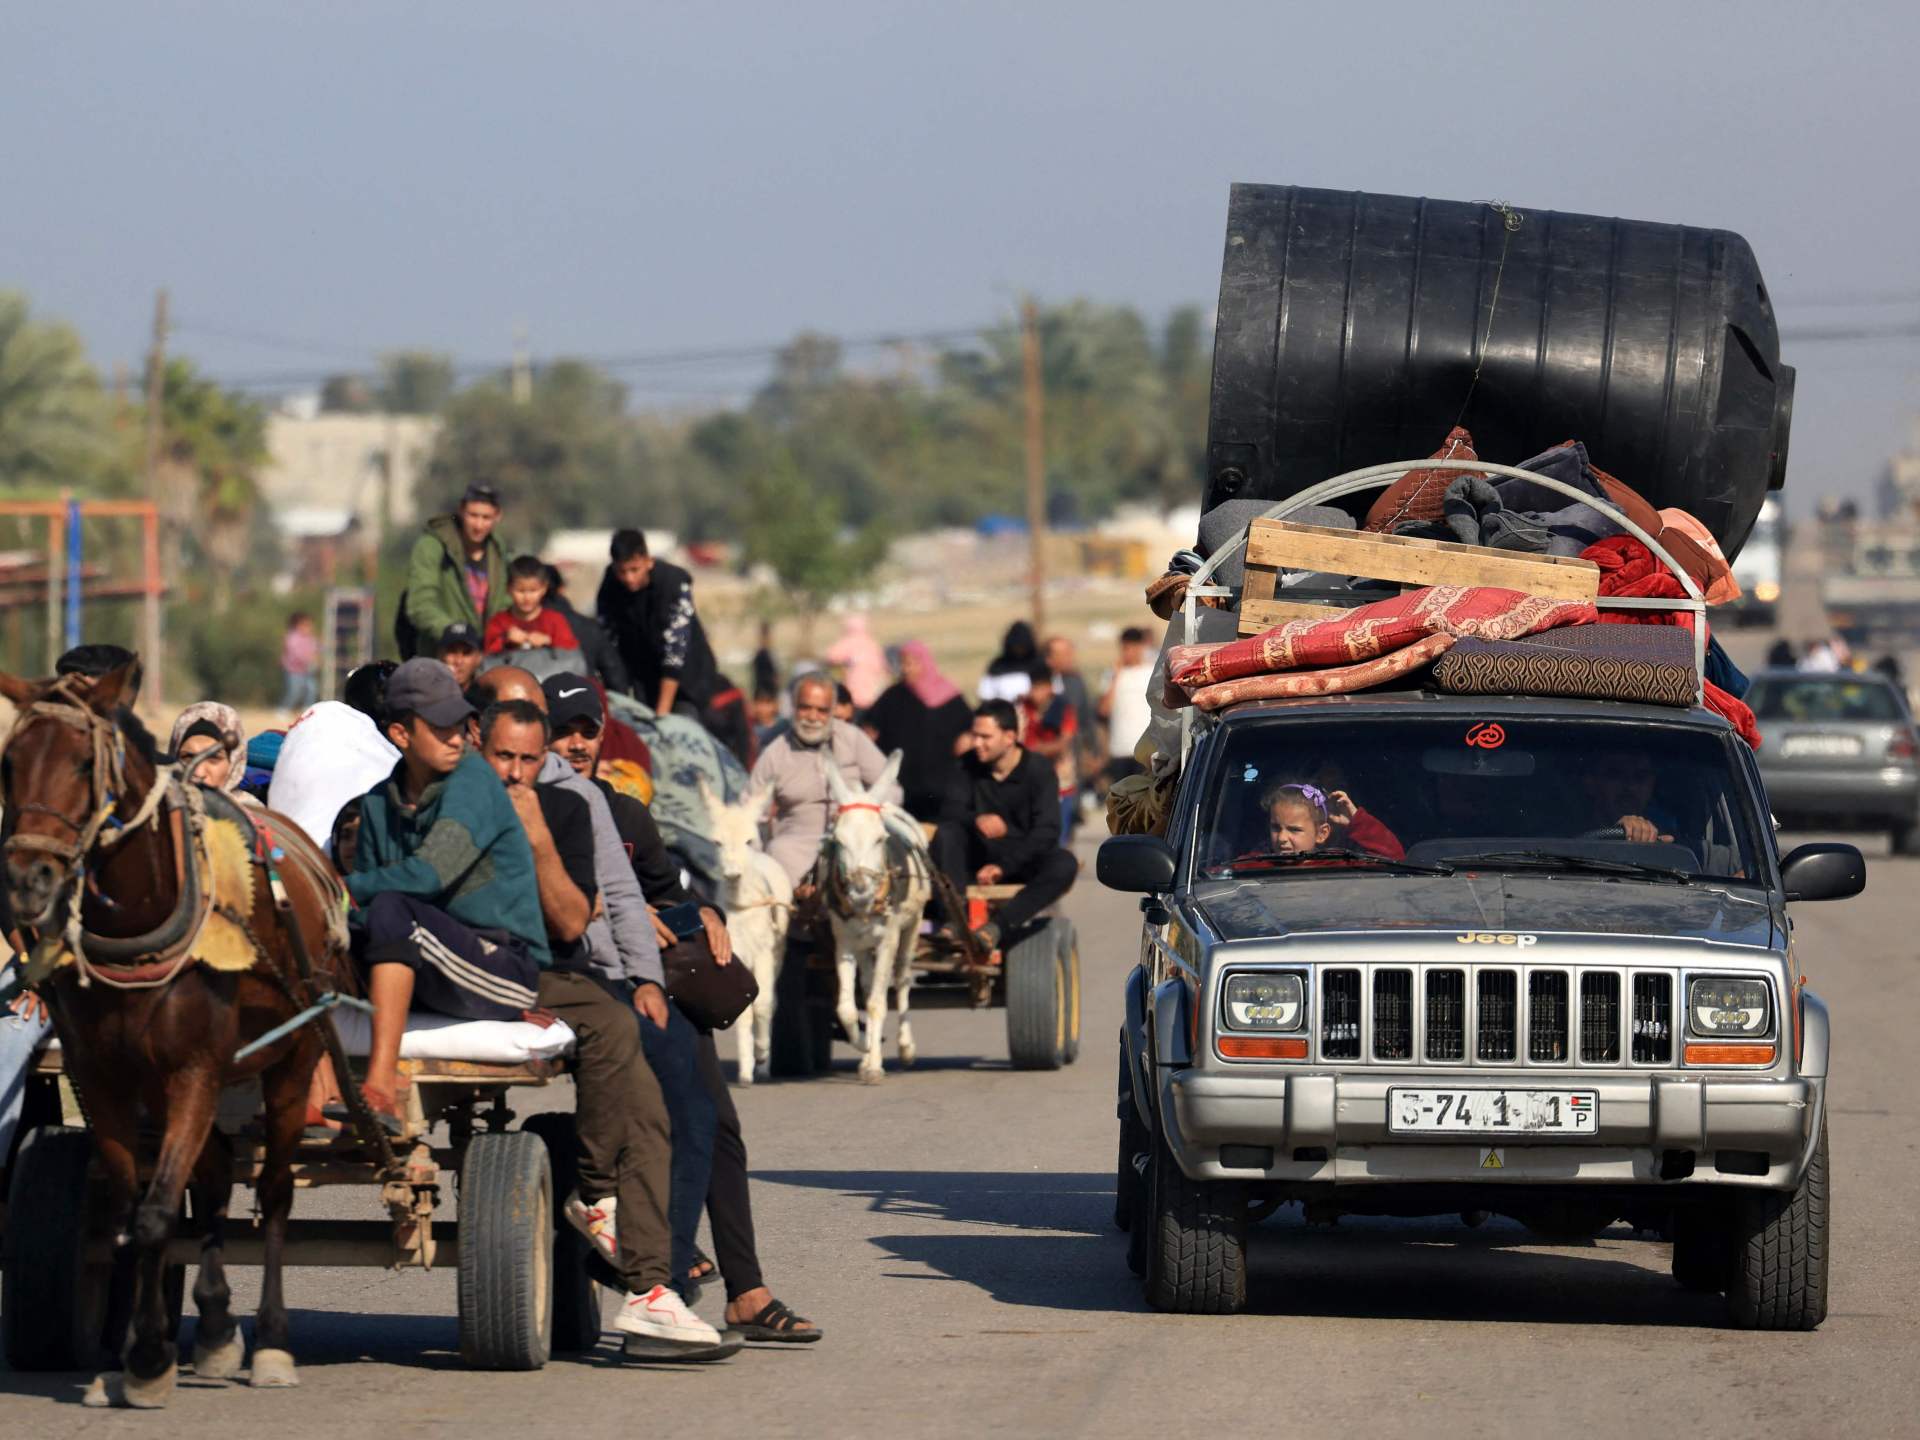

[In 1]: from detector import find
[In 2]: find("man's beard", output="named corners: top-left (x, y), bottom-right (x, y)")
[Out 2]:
top-left (792, 715), bottom-right (831, 746)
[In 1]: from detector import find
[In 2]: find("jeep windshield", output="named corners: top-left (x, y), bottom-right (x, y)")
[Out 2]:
top-left (1196, 714), bottom-right (1766, 885)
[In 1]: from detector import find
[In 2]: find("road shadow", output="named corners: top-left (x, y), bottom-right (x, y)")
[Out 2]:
top-left (758, 1169), bottom-right (1726, 1329)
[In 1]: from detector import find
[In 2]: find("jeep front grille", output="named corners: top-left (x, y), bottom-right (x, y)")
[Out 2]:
top-left (1322, 969), bottom-right (1361, 1059)
top-left (1528, 971), bottom-right (1570, 1063)
top-left (1580, 972), bottom-right (1622, 1063)
top-left (1476, 970), bottom-right (1518, 1061)
top-left (1300, 965), bottom-right (1681, 1068)
top-left (1373, 969), bottom-right (1413, 1060)
top-left (1425, 969), bottom-right (1466, 1062)
top-left (1631, 972), bottom-right (1673, 1063)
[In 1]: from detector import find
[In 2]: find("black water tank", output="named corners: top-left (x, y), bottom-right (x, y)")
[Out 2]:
top-left (1205, 185), bottom-right (1794, 556)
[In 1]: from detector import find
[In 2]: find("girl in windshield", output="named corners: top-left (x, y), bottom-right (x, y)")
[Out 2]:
top-left (1263, 782), bottom-right (1405, 861)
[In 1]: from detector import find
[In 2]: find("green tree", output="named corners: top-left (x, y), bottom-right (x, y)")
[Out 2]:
top-left (735, 447), bottom-right (888, 650)
top-left (319, 373), bottom-right (374, 413)
top-left (376, 350), bottom-right (456, 415)
top-left (148, 358), bottom-right (271, 612)
top-left (0, 292), bottom-right (119, 494)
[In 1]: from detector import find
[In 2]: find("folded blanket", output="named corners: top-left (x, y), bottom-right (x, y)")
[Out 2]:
top-left (1169, 585), bottom-right (1597, 695)
top-left (1184, 634), bottom-right (1458, 711)
top-left (1433, 625), bottom-right (1698, 707)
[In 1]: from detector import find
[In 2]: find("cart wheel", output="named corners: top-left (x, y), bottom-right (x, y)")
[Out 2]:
top-left (521, 1113), bottom-right (602, 1354)
top-left (457, 1131), bottom-right (553, 1370)
top-left (1006, 922), bottom-right (1066, 1071)
top-left (3, 1126), bottom-right (111, 1370)
top-left (1058, 922), bottom-right (1082, 1065)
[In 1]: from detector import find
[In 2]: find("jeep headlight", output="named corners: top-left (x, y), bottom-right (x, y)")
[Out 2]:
top-left (1689, 977), bottom-right (1771, 1037)
top-left (1222, 972), bottom-right (1303, 1031)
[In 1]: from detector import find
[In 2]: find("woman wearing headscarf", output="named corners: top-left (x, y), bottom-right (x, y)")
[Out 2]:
top-left (824, 613), bottom-right (889, 712)
top-left (169, 702), bottom-right (255, 801)
top-left (866, 640), bottom-right (975, 822)
top-left (977, 620), bottom-right (1039, 704)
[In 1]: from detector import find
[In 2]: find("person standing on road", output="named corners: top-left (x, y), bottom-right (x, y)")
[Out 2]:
top-left (865, 640), bottom-right (974, 822)
top-left (596, 528), bottom-right (752, 764)
top-left (399, 483), bottom-right (510, 659)
top-left (930, 700), bottom-right (1078, 952)
top-left (474, 697), bottom-right (721, 1352)
top-left (279, 612), bottom-right (319, 714)
top-left (1097, 626), bottom-right (1156, 785)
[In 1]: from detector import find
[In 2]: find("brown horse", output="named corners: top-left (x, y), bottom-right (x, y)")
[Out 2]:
top-left (0, 659), bottom-right (354, 1406)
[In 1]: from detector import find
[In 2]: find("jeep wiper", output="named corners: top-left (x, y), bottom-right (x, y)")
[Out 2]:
top-left (1443, 849), bottom-right (1693, 884)
top-left (1221, 847), bottom-right (1455, 877)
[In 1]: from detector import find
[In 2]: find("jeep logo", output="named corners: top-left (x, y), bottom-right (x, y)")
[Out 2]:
top-left (1456, 931), bottom-right (1538, 948)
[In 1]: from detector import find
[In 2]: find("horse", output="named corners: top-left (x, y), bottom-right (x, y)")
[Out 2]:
top-left (696, 779), bottom-right (789, 1084)
top-left (0, 660), bottom-right (355, 1407)
top-left (821, 752), bottom-right (931, 1084)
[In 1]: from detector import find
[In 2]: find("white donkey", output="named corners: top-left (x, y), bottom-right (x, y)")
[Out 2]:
top-left (698, 779), bottom-right (791, 1084)
top-left (822, 752), bottom-right (932, 1084)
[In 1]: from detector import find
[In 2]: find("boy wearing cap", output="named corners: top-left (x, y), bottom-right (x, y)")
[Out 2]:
top-left (400, 483), bottom-right (510, 659)
top-left (435, 623), bottom-right (484, 690)
top-left (343, 657), bottom-right (548, 1131)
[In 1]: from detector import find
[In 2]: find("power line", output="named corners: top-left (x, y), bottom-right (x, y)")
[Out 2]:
top-left (171, 318), bottom-right (377, 359)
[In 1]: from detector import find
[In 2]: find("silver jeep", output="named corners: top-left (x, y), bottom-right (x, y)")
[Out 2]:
top-left (1101, 691), bottom-right (1863, 1328)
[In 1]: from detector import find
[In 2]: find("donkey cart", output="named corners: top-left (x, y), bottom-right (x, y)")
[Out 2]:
top-left (769, 871), bottom-right (1082, 1077)
top-left (3, 1041), bottom-right (620, 1374)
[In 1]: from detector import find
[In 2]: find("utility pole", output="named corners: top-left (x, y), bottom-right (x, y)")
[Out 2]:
top-left (1021, 297), bottom-right (1048, 633)
top-left (511, 323), bottom-right (532, 404)
top-left (140, 288), bottom-right (169, 705)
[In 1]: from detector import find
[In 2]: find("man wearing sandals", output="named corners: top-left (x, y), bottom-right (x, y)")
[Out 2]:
top-left (475, 695), bottom-right (725, 1353)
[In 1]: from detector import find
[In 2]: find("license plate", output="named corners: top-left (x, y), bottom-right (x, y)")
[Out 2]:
top-left (1781, 733), bottom-right (1863, 758)
top-left (1388, 1088), bottom-right (1597, 1135)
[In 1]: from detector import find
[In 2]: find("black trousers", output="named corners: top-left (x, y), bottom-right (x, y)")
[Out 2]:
top-left (692, 1032), bottom-right (763, 1299)
top-left (930, 821), bottom-right (1078, 933)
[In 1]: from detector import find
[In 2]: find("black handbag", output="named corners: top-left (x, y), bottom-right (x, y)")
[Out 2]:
top-left (661, 926), bottom-right (758, 1032)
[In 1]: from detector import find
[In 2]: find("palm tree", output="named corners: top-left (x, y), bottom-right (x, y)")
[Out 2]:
top-left (0, 291), bottom-right (114, 493)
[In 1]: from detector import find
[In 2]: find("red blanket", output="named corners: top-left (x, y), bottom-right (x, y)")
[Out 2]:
top-left (1169, 585), bottom-right (1597, 696)
top-left (1579, 537), bottom-right (1760, 748)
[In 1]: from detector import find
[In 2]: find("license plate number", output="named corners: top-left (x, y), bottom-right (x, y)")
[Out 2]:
top-left (1388, 1088), bottom-right (1597, 1134)
top-left (1781, 734), bottom-right (1863, 758)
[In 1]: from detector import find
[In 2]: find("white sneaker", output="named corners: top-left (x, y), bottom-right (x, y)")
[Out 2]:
top-left (614, 1285), bottom-right (722, 1347)
top-left (563, 1192), bottom-right (618, 1264)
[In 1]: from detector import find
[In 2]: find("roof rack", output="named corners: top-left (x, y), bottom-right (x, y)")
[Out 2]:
top-left (1179, 460), bottom-right (1708, 761)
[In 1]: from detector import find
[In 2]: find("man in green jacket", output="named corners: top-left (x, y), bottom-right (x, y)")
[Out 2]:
top-left (401, 484), bottom-right (509, 658)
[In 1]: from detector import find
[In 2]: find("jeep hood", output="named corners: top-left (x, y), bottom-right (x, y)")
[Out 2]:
top-left (1191, 873), bottom-right (1777, 949)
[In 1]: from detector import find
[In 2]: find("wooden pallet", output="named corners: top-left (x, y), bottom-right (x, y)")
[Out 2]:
top-left (1238, 519), bottom-right (1602, 635)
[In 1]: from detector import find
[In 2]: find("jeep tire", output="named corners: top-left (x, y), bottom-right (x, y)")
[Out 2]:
top-left (1726, 1122), bottom-right (1828, 1331)
top-left (1142, 1135), bottom-right (1247, 1314)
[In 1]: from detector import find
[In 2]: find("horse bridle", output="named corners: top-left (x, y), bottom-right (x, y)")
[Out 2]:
top-left (3, 676), bottom-right (175, 904)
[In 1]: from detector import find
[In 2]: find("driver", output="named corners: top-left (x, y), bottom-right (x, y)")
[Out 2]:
top-left (749, 673), bottom-right (899, 889)
top-left (1577, 753), bottom-right (1675, 844)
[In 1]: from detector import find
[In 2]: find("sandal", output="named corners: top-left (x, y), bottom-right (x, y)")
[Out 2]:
top-left (323, 1083), bottom-right (406, 1139)
top-left (302, 1105), bottom-right (342, 1143)
top-left (732, 1298), bottom-right (821, 1344)
top-left (686, 1249), bottom-right (716, 1284)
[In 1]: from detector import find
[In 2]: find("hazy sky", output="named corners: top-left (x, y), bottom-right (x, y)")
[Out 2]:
top-left (7, 2), bottom-right (1918, 513)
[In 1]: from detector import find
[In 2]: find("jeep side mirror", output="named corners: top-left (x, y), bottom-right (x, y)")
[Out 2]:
top-left (1779, 842), bottom-right (1866, 902)
top-left (1098, 834), bottom-right (1177, 894)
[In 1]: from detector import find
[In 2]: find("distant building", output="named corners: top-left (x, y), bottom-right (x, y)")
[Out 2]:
top-left (259, 411), bottom-right (442, 551)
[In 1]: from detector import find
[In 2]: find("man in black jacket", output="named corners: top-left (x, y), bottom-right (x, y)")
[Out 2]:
top-left (931, 699), bottom-right (1078, 950)
top-left (596, 529), bottom-right (751, 764)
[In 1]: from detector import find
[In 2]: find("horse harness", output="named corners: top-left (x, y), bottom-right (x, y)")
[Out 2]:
top-left (822, 801), bottom-right (926, 922)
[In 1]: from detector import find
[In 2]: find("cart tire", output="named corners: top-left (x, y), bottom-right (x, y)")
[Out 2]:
top-left (1142, 1133), bottom-right (1247, 1314)
top-left (1671, 1203), bottom-right (1730, 1293)
top-left (457, 1131), bottom-right (554, 1370)
top-left (521, 1113), bottom-right (602, 1354)
top-left (769, 942), bottom-right (817, 1078)
top-left (1726, 1122), bottom-right (1828, 1331)
top-left (1059, 923), bottom-right (1082, 1065)
top-left (3, 1126), bottom-right (110, 1370)
top-left (1005, 922), bottom-right (1066, 1071)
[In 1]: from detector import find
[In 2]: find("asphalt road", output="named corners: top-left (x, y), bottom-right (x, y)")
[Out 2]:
top-left (3, 824), bottom-right (1917, 1439)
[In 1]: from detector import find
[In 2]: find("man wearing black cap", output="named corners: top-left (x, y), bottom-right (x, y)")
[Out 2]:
top-left (435, 622), bottom-right (484, 691)
top-left (398, 483), bottom-right (509, 659)
top-left (343, 658), bottom-right (548, 1131)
